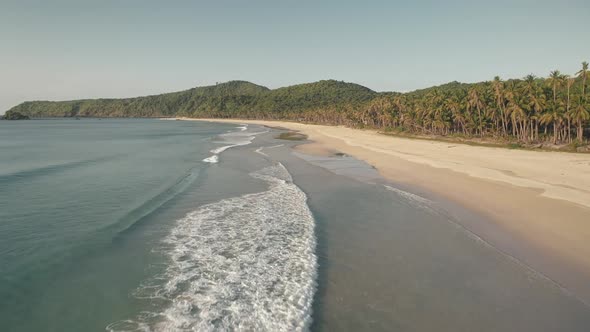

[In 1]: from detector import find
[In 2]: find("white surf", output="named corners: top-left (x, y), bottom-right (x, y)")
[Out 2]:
top-left (108, 163), bottom-right (318, 331)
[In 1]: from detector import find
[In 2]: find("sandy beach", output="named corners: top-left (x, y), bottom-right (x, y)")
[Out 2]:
top-left (183, 118), bottom-right (590, 305)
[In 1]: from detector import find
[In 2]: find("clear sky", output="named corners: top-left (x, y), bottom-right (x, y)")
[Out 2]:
top-left (1, 0), bottom-right (589, 113)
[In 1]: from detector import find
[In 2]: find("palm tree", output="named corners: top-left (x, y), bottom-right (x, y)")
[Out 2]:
top-left (467, 87), bottom-right (484, 135)
top-left (540, 101), bottom-right (565, 144)
top-left (564, 75), bottom-right (575, 142)
top-left (576, 61), bottom-right (589, 101)
top-left (547, 70), bottom-right (562, 105)
top-left (522, 74), bottom-right (545, 140)
top-left (504, 81), bottom-right (519, 137)
top-left (492, 76), bottom-right (508, 135)
top-left (569, 101), bottom-right (589, 141)
top-left (529, 93), bottom-right (546, 141)
top-left (506, 88), bottom-right (527, 141)
top-left (523, 74), bottom-right (536, 94)
top-left (542, 70), bottom-right (567, 143)
top-left (446, 96), bottom-right (466, 134)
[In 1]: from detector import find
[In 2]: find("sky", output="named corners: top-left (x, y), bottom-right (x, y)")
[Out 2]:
top-left (1, 0), bottom-right (589, 113)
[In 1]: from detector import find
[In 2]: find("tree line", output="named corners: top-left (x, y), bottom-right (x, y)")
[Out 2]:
top-left (8, 63), bottom-right (589, 145)
top-left (291, 62), bottom-right (590, 145)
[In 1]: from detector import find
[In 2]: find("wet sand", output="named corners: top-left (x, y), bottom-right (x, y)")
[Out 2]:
top-left (250, 130), bottom-right (590, 331)
top-left (182, 118), bottom-right (590, 305)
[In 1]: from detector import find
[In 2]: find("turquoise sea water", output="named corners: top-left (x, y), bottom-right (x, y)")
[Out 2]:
top-left (0, 119), bottom-right (233, 330)
top-left (1, 119), bottom-right (589, 331)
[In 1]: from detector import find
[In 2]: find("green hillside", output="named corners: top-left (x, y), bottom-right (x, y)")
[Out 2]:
top-left (8, 80), bottom-right (374, 119)
top-left (7, 62), bottom-right (590, 144)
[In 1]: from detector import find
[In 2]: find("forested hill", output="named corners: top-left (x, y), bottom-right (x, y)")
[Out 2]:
top-left (8, 80), bottom-right (271, 118)
top-left (8, 80), bottom-right (375, 119)
top-left (7, 62), bottom-right (590, 144)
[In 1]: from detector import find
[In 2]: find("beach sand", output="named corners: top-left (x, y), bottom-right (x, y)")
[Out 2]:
top-left (180, 118), bottom-right (590, 304)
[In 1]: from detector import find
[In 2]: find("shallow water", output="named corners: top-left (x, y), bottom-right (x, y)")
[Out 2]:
top-left (260, 138), bottom-right (590, 331)
top-left (1, 119), bottom-right (589, 331)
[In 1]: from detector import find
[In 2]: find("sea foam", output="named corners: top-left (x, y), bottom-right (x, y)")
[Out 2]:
top-left (202, 125), bottom-right (268, 163)
top-left (202, 155), bottom-right (219, 163)
top-left (108, 163), bottom-right (317, 331)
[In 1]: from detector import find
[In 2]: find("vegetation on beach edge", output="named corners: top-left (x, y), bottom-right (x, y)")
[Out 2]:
top-left (7, 63), bottom-right (590, 151)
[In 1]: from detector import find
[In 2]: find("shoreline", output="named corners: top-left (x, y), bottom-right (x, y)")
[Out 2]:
top-left (179, 117), bottom-right (590, 305)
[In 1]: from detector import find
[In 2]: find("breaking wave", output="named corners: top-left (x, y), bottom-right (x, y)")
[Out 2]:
top-left (202, 125), bottom-right (268, 163)
top-left (107, 163), bottom-right (317, 331)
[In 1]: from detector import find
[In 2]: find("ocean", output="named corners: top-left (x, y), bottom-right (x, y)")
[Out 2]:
top-left (1, 119), bottom-right (589, 331)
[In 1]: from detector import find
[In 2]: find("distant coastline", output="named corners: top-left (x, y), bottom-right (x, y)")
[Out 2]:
top-left (7, 62), bottom-right (590, 148)
top-left (1, 110), bottom-right (29, 120)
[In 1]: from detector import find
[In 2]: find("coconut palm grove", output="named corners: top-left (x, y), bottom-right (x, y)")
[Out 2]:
top-left (8, 62), bottom-right (590, 148)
